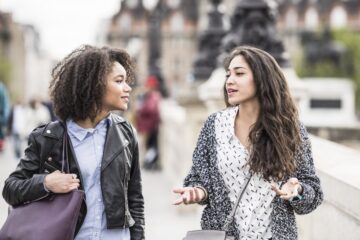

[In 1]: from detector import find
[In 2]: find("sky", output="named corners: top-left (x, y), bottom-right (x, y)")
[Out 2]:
top-left (0, 0), bottom-right (158, 59)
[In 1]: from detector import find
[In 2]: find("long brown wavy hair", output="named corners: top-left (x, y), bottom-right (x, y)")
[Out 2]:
top-left (49, 45), bottom-right (135, 122)
top-left (223, 46), bottom-right (301, 181)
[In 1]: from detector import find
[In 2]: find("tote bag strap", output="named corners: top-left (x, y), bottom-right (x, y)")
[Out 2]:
top-left (223, 174), bottom-right (252, 231)
top-left (61, 125), bottom-right (70, 174)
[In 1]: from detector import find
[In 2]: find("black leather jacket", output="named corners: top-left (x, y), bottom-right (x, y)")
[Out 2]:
top-left (2, 114), bottom-right (145, 240)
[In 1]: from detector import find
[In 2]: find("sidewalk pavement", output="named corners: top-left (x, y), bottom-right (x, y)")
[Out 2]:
top-left (0, 139), bottom-right (202, 239)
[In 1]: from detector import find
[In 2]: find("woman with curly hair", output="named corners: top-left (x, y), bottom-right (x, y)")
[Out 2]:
top-left (3, 45), bottom-right (144, 240)
top-left (174, 46), bottom-right (323, 240)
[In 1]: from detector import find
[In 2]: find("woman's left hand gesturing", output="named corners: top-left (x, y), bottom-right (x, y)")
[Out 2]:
top-left (271, 178), bottom-right (303, 201)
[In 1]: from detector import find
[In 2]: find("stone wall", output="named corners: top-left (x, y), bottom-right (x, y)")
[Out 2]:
top-left (297, 135), bottom-right (360, 240)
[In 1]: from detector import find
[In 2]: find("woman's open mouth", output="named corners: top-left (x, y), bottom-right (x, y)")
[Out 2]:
top-left (121, 96), bottom-right (129, 102)
top-left (227, 89), bottom-right (238, 95)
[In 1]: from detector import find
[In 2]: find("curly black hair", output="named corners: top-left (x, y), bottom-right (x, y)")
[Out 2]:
top-left (49, 45), bottom-right (135, 121)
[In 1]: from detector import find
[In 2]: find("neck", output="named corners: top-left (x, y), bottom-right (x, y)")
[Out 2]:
top-left (76, 111), bottom-right (110, 129)
top-left (237, 100), bottom-right (260, 125)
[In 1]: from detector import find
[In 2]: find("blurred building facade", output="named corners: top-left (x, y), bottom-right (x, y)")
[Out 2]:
top-left (276, 0), bottom-right (360, 59)
top-left (104, 0), bottom-right (360, 97)
top-left (106, 0), bottom-right (201, 96)
top-left (277, 0), bottom-right (360, 31)
top-left (0, 11), bottom-right (26, 100)
top-left (0, 11), bottom-right (53, 102)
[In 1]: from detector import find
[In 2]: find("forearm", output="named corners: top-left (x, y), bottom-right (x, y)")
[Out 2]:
top-left (2, 133), bottom-right (49, 206)
top-left (128, 180), bottom-right (145, 240)
top-left (3, 174), bottom-right (49, 206)
top-left (291, 124), bottom-right (324, 214)
top-left (129, 142), bottom-right (145, 239)
top-left (130, 220), bottom-right (145, 240)
top-left (184, 171), bottom-right (210, 205)
top-left (291, 175), bottom-right (323, 214)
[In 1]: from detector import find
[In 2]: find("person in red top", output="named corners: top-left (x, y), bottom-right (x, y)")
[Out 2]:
top-left (136, 75), bottom-right (161, 170)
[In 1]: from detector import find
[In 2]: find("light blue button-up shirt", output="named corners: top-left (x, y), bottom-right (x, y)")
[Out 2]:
top-left (67, 116), bottom-right (130, 240)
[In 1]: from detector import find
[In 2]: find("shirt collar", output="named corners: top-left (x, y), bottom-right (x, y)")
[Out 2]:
top-left (66, 114), bottom-right (112, 142)
top-left (226, 106), bottom-right (251, 153)
top-left (227, 106), bottom-right (239, 142)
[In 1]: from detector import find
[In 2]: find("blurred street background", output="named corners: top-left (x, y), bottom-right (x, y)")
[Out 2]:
top-left (0, 0), bottom-right (360, 239)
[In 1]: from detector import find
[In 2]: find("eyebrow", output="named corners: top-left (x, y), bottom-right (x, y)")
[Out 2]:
top-left (227, 66), bottom-right (247, 71)
top-left (113, 74), bottom-right (125, 79)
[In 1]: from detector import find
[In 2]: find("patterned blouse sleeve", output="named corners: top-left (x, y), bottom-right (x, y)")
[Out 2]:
top-left (183, 114), bottom-right (216, 205)
top-left (290, 122), bottom-right (324, 214)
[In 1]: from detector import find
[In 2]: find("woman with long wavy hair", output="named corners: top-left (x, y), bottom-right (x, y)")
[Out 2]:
top-left (174, 46), bottom-right (323, 240)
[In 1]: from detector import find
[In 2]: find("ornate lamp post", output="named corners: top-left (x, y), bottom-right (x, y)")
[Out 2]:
top-left (221, 0), bottom-right (290, 67)
top-left (192, 0), bottom-right (226, 81)
top-left (199, 0), bottom-right (307, 112)
top-left (147, 0), bottom-right (169, 97)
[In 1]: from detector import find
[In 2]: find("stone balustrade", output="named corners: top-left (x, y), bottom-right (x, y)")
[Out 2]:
top-left (297, 135), bottom-right (360, 240)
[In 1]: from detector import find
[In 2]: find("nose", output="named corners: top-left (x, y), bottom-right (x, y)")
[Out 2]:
top-left (125, 82), bottom-right (132, 92)
top-left (226, 74), bottom-right (235, 85)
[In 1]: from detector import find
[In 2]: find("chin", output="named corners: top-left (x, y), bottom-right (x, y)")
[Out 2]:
top-left (119, 105), bottom-right (128, 111)
top-left (111, 105), bottom-right (127, 112)
top-left (228, 99), bottom-right (239, 106)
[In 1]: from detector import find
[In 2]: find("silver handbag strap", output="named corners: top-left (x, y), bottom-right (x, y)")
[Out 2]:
top-left (223, 174), bottom-right (252, 231)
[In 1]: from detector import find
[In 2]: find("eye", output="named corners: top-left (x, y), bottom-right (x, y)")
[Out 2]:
top-left (225, 74), bottom-right (230, 78)
top-left (236, 72), bottom-right (244, 76)
top-left (115, 79), bottom-right (124, 84)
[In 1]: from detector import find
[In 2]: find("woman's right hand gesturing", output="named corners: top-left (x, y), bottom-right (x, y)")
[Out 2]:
top-left (173, 186), bottom-right (207, 205)
top-left (44, 170), bottom-right (80, 193)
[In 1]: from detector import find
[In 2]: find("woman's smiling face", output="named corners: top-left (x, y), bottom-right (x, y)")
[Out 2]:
top-left (102, 61), bottom-right (132, 112)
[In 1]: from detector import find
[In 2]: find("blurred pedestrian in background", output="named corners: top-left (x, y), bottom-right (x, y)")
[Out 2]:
top-left (3, 45), bottom-right (145, 240)
top-left (174, 46), bottom-right (323, 240)
top-left (0, 81), bottom-right (10, 153)
top-left (7, 97), bottom-right (52, 159)
top-left (25, 97), bottom-right (51, 136)
top-left (136, 75), bottom-right (161, 170)
top-left (7, 99), bottom-right (27, 159)
top-left (42, 98), bottom-right (57, 121)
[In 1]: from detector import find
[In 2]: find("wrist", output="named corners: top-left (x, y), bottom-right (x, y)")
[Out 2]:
top-left (289, 184), bottom-right (303, 202)
top-left (43, 175), bottom-right (51, 192)
top-left (194, 186), bottom-right (208, 201)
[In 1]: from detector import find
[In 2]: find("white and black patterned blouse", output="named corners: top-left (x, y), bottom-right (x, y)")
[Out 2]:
top-left (215, 107), bottom-right (274, 239)
top-left (184, 108), bottom-right (323, 240)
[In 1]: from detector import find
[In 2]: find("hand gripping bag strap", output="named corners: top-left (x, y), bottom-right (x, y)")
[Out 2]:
top-left (0, 124), bottom-right (84, 240)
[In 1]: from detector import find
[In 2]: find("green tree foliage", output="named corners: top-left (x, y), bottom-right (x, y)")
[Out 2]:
top-left (333, 29), bottom-right (360, 110)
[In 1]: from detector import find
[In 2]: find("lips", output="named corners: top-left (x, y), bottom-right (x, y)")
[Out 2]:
top-left (121, 96), bottom-right (129, 102)
top-left (227, 89), bottom-right (238, 95)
